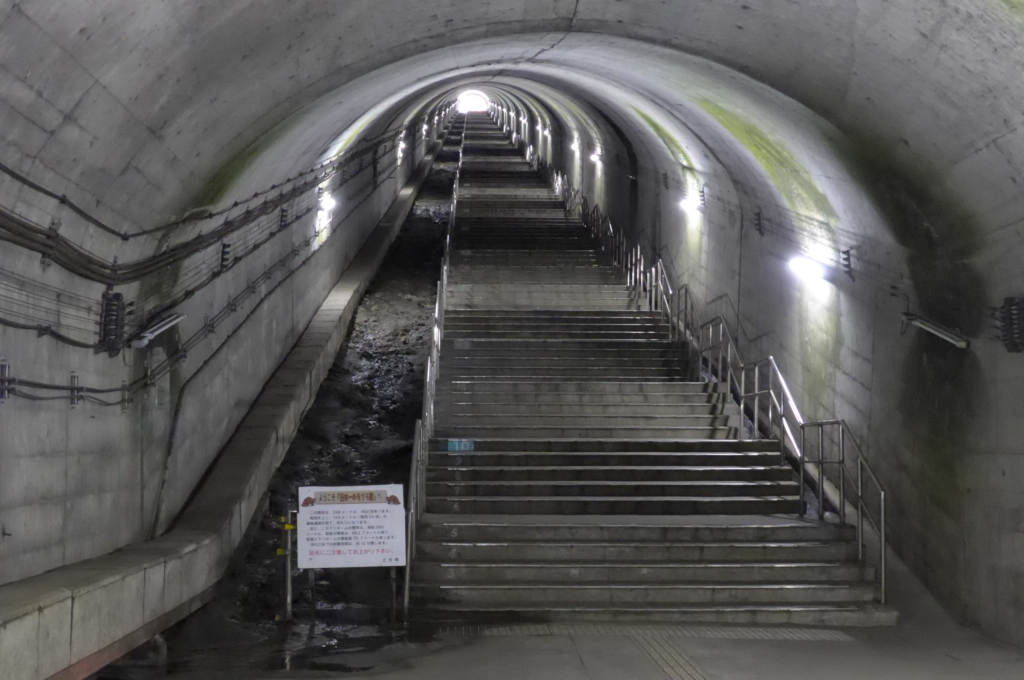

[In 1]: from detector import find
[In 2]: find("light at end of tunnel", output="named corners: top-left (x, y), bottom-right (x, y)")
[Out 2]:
top-left (319, 194), bottom-right (337, 212)
top-left (456, 90), bottom-right (489, 113)
top-left (788, 256), bottom-right (827, 282)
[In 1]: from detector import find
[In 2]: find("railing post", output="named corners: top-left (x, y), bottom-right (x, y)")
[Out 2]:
top-left (857, 460), bottom-right (864, 563)
top-left (739, 368), bottom-right (746, 441)
top-left (800, 425), bottom-right (807, 517)
top-left (753, 366), bottom-right (761, 441)
top-left (839, 424), bottom-right (847, 525)
top-left (880, 491), bottom-right (887, 604)
top-left (817, 425), bottom-right (825, 521)
top-left (778, 391), bottom-right (786, 461)
top-left (726, 342), bottom-right (733, 399)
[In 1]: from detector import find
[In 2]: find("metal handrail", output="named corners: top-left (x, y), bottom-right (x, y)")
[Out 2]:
top-left (403, 117), bottom-right (465, 625)
top-left (543, 168), bottom-right (890, 605)
top-left (800, 419), bottom-right (888, 603)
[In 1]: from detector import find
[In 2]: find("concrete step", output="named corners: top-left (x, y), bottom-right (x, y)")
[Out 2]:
top-left (425, 465), bottom-right (790, 483)
top-left (413, 561), bottom-right (869, 584)
top-left (426, 480), bottom-right (799, 499)
top-left (426, 496), bottom-right (803, 515)
top-left (443, 331), bottom-right (674, 341)
top-left (445, 310), bottom-right (660, 319)
top-left (441, 358), bottom-right (689, 370)
top-left (435, 381), bottom-right (722, 394)
top-left (446, 285), bottom-right (633, 295)
top-left (441, 350), bottom-right (688, 362)
top-left (417, 517), bottom-right (855, 543)
top-left (443, 321), bottom-right (661, 333)
top-left (428, 452), bottom-right (785, 467)
top-left (434, 414), bottom-right (733, 429)
top-left (443, 338), bottom-right (681, 348)
top-left (439, 370), bottom-right (690, 382)
top-left (416, 540), bottom-right (856, 562)
top-left (414, 582), bottom-right (877, 606)
top-left (412, 603), bottom-right (898, 626)
top-left (435, 402), bottom-right (733, 416)
top-left (447, 304), bottom-right (645, 312)
top-left (434, 392), bottom-right (723, 406)
top-left (431, 425), bottom-right (737, 438)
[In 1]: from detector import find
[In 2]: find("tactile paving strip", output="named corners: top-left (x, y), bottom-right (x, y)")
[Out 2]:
top-left (436, 623), bottom-right (854, 642)
top-left (436, 623), bottom-right (854, 680)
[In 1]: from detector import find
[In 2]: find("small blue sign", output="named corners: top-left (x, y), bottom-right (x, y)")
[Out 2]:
top-left (447, 439), bottom-right (475, 452)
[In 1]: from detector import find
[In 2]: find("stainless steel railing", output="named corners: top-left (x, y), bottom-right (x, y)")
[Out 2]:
top-left (403, 119), bottom-right (465, 624)
top-left (542, 165), bottom-right (890, 604)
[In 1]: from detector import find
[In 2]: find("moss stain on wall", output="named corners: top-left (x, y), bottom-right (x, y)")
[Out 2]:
top-left (633, 107), bottom-right (696, 168)
top-left (695, 99), bottom-right (842, 415)
top-left (697, 99), bottom-right (837, 222)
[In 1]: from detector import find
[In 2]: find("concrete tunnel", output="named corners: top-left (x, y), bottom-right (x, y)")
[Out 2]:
top-left (1, 2), bottom-right (1023, 678)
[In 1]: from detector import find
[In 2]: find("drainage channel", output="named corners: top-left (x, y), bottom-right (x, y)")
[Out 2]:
top-left (96, 157), bottom-right (457, 679)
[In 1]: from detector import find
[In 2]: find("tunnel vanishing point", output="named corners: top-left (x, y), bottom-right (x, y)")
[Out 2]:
top-left (1, 3), bottom-right (1024, 678)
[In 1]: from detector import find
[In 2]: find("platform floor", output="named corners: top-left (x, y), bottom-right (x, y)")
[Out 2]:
top-left (161, 547), bottom-right (1024, 680)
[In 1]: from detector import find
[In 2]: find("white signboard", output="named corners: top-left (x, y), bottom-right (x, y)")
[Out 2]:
top-left (297, 484), bottom-right (407, 569)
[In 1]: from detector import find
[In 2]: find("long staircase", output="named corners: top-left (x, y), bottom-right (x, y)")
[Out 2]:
top-left (409, 111), bottom-right (897, 627)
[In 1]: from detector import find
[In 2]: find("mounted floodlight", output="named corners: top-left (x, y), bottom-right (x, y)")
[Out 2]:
top-left (131, 314), bottom-right (186, 349)
top-left (571, 138), bottom-right (580, 152)
top-left (319, 194), bottom-right (337, 212)
top-left (456, 90), bottom-right (489, 113)
top-left (543, 129), bottom-right (551, 137)
top-left (788, 255), bottom-right (827, 281)
top-left (590, 153), bottom-right (602, 163)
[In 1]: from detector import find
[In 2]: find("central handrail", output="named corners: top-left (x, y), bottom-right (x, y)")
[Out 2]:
top-left (542, 163), bottom-right (890, 604)
top-left (403, 115), bottom-right (465, 624)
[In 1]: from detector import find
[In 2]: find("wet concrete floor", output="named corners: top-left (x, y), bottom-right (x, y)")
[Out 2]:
top-left (95, 162), bottom-right (456, 678)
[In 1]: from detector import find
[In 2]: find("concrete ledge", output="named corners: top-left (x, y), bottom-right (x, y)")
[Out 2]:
top-left (0, 141), bottom-right (445, 680)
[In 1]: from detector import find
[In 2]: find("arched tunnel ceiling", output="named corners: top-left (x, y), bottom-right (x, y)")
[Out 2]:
top-left (4, 0), bottom-right (1024, 241)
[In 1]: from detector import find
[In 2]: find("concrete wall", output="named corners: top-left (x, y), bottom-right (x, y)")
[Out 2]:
top-left (0, 144), bottom-right (445, 680)
top-left (0, 96), bottom-right (445, 584)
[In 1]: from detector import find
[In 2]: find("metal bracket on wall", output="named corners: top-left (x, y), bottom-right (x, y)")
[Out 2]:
top-left (70, 371), bottom-right (81, 406)
top-left (993, 297), bottom-right (1024, 353)
top-left (0, 358), bottom-right (10, 403)
top-left (841, 248), bottom-right (855, 281)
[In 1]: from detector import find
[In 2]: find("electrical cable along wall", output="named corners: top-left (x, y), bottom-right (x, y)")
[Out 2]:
top-left (0, 115), bottom-right (440, 333)
top-left (0, 107), bottom-right (456, 407)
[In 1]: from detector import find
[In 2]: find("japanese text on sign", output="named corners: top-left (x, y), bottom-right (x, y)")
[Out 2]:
top-left (297, 484), bottom-right (406, 569)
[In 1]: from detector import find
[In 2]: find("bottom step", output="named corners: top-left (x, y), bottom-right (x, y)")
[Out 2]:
top-left (413, 603), bottom-right (899, 627)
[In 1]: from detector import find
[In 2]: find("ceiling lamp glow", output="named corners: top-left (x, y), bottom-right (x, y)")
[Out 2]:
top-left (456, 90), bottom-right (489, 113)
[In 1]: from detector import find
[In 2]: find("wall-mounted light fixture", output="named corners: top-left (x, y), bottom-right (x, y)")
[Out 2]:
top-left (902, 314), bottom-right (970, 349)
top-left (131, 314), bottom-right (186, 349)
top-left (788, 255), bottom-right (827, 282)
top-left (679, 194), bottom-right (702, 213)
